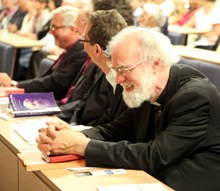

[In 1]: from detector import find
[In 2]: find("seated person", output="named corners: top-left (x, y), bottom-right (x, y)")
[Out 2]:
top-left (57, 8), bottom-right (128, 126)
top-left (183, 0), bottom-right (220, 50)
top-left (7, 0), bottom-right (28, 32)
top-left (138, 3), bottom-right (168, 35)
top-left (0, 6), bottom-right (88, 101)
top-left (37, 27), bottom-right (220, 191)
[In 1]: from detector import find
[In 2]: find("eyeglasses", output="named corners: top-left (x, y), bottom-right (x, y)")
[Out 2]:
top-left (79, 39), bottom-right (92, 44)
top-left (50, 25), bottom-right (69, 31)
top-left (110, 59), bottom-right (145, 77)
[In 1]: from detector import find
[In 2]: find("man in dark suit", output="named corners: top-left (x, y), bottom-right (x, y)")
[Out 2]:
top-left (37, 27), bottom-right (220, 191)
top-left (0, 6), bottom-right (88, 101)
top-left (8, 0), bottom-right (27, 32)
top-left (57, 9), bottom-right (128, 125)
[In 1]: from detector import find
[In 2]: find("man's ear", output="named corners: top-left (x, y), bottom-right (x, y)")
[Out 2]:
top-left (95, 44), bottom-right (102, 54)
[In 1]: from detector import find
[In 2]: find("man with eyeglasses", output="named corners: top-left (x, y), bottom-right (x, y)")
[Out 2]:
top-left (0, 6), bottom-right (88, 101)
top-left (57, 8), bottom-right (128, 125)
top-left (37, 27), bottom-right (220, 191)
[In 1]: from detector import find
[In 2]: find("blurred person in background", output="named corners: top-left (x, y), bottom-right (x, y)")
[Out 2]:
top-left (0, 0), bottom-right (17, 24)
top-left (7, 0), bottom-right (27, 32)
top-left (176, 0), bottom-right (201, 26)
top-left (14, 0), bottom-right (51, 80)
top-left (183, 0), bottom-right (220, 50)
top-left (92, 0), bottom-right (134, 26)
top-left (138, 3), bottom-right (168, 35)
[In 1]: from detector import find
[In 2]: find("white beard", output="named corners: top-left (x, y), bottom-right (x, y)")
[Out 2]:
top-left (122, 68), bottom-right (156, 108)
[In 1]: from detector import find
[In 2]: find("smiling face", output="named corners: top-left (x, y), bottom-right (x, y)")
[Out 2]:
top-left (49, 13), bottom-right (77, 49)
top-left (112, 40), bottom-right (157, 108)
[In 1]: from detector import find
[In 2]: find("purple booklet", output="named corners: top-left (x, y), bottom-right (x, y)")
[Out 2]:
top-left (8, 92), bottom-right (61, 117)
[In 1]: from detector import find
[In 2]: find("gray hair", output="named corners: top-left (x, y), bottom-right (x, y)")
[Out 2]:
top-left (51, 6), bottom-right (79, 27)
top-left (142, 3), bottom-right (166, 28)
top-left (107, 26), bottom-right (180, 68)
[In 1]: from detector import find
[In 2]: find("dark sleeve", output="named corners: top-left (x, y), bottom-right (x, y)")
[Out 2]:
top-left (72, 77), bottom-right (114, 125)
top-left (88, 85), bottom-right (128, 126)
top-left (18, 50), bottom-right (88, 100)
top-left (84, 90), bottom-right (212, 174)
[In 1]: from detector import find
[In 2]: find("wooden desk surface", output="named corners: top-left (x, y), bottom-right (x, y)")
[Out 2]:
top-left (0, 31), bottom-right (45, 48)
top-left (0, 116), bottom-right (174, 191)
top-left (0, 116), bottom-right (55, 151)
top-left (174, 45), bottom-right (220, 65)
top-left (41, 168), bottom-right (174, 191)
top-left (169, 25), bottom-right (209, 35)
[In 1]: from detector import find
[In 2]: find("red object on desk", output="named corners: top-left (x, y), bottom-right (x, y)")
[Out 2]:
top-left (42, 153), bottom-right (84, 163)
top-left (0, 87), bottom-right (24, 97)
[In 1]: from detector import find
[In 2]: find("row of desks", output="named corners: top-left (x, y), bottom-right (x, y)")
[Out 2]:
top-left (0, 29), bottom-right (219, 80)
top-left (0, 116), bottom-right (174, 191)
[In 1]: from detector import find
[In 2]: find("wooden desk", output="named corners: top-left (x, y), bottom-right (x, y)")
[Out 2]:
top-left (0, 116), bottom-right (54, 191)
top-left (169, 25), bottom-right (209, 35)
top-left (174, 45), bottom-right (220, 65)
top-left (41, 168), bottom-right (174, 191)
top-left (168, 25), bottom-right (209, 46)
top-left (0, 116), bottom-right (174, 191)
top-left (0, 31), bottom-right (45, 78)
top-left (0, 31), bottom-right (45, 48)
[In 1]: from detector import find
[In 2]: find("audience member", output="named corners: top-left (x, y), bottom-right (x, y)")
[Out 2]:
top-left (130, 0), bottom-right (146, 26)
top-left (7, 0), bottom-right (27, 32)
top-left (0, 0), bottom-right (17, 25)
top-left (0, 6), bottom-right (88, 101)
top-left (14, 0), bottom-right (51, 80)
top-left (138, 3), bottom-right (168, 35)
top-left (37, 27), bottom-right (220, 191)
top-left (25, 0), bottom-right (63, 79)
top-left (183, 0), bottom-right (220, 50)
top-left (148, 0), bottom-right (175, 17)
top-left (92, 0), bottom-right (134, 26)
top-left (58, 9), bottom-right (128, 125)
top-left (175, 0), bottom-right (201, 26)
top-left (25, 0), bottom-right (90, 80)
top-left (168, 0), bottom-right (189, 25)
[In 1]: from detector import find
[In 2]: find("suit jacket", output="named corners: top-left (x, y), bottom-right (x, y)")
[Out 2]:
top-left (58, 62), bottom-right (115, 125)
top-left (9, 8), bottom-right (27, 30)
top-left (82, 64), bottom-right (220, 191)
top-left (88, 84), bottom-right (128, 126)
top-left (18, 41), bottom-right (88, 100)
top-left (58, 62), bottom-right (128, 125)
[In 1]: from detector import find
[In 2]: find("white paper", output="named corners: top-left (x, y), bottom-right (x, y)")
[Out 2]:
top-left (12, 118), bottom-right (48, 145)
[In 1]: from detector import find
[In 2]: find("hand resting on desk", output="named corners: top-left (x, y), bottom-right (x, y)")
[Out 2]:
top-left (36, 120), bottom-right (90, 157)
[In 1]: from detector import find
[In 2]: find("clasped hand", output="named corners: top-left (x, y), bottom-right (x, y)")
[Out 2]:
top-left (36, 120), bottom-right (90, 156)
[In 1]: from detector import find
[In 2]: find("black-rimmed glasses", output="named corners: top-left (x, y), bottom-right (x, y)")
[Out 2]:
top-left (79, 39), bottom-right (92, 43)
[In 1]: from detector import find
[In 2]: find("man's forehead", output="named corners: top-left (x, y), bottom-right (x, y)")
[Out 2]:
top-left (51, 14), bottom-right (63, 23)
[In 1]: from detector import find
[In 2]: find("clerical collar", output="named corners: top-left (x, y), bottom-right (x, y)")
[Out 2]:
top-left (151, 102), bottom-right (161, 107)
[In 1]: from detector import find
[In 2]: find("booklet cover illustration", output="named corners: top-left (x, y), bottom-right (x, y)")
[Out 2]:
top-left (8, 92), bottom-right (61, 117)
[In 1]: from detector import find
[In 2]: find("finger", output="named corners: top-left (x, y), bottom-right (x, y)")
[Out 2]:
top-left (38, 131), bottom-right (53, 144)
top-left (36, 136), bottom-right (51, 153)
top-left (46, 124), bottom-right (58, 140)
top-left (46, 120), bottom-right (63, 130)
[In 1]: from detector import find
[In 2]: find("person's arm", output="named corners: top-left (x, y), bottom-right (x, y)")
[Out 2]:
top-left (85, 89), bottom-right (212, 173)
top-left (0, 73), bottom-right (17, 87)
